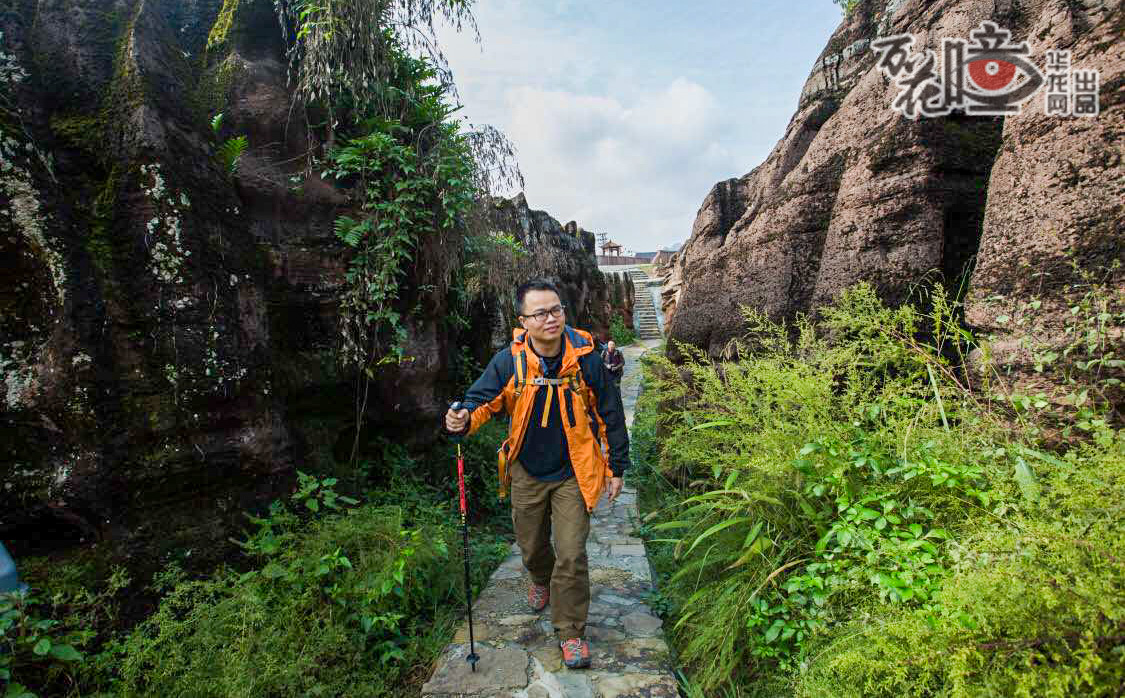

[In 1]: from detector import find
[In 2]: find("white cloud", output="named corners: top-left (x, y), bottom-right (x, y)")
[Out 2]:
top-left (435, 0), bottom-right (842, 251)
top-left (498, 80), bottom-right (737, 249)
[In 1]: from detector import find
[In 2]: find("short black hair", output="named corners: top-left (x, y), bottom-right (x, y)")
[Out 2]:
top-left (516, 279), bottom-right (561, 314)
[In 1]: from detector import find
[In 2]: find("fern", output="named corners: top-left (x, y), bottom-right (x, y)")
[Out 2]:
top-left (334, 217), bottom-right (370, 248)
top-left (210, 112), bottom-right (223, 138)
top-left (215, 136), bottom-right (247, 175)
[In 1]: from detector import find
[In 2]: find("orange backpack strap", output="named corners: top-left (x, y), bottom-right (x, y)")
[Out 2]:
top-left (512, 348), bottom-right (528, 397)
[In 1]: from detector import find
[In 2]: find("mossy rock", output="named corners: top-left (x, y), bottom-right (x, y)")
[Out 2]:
top-left (48, 114), bottom-right (104, 156)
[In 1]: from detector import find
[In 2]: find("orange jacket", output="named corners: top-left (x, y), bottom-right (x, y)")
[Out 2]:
top-left (461, 326), bottom-right (630, 513)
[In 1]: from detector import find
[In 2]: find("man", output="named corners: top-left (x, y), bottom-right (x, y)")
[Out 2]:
top-left (601, 340), bottom-right (625, 387)
top-left (445, 280), bottom-right (629, 669)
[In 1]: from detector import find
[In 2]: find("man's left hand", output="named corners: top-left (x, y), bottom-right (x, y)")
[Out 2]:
top-left (606, 476), bottom-right (624, 502)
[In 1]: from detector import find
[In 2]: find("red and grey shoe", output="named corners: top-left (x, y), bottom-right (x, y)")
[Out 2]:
top-left (559, 637), bottom-right (591, 669)
top-left (528, 582), bottom-right (549, 612)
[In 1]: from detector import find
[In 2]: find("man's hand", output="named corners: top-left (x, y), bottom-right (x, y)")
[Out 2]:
top-left (445, 407), bottom-right (469, 434)
top-left (605, 476), bottom-right (624, 502)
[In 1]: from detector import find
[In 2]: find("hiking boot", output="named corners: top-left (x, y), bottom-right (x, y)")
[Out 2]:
top-left (559, 637), bottom-right (591, 669)
top-left (528, 582), bottom-right (549, 612)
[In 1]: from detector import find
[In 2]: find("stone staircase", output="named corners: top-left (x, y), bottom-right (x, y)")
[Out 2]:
top-left (625, 270), bottom-right (662, 340)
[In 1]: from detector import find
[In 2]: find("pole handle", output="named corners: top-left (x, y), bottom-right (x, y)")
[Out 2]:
top-left (448, 400), bottom-right (466, 444)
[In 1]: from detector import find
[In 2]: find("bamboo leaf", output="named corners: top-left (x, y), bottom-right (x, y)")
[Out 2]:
top-left (684, 517), bottom-right (754, 557)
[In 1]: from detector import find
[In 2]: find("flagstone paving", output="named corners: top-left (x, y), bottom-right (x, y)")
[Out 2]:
top-left (422, 339), bottom-right (677, 698)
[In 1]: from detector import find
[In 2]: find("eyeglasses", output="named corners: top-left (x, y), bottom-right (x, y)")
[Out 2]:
top-left (522, 304), bottom-right (566, 323)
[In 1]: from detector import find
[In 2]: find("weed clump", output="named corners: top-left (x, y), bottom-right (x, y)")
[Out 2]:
top-left (634, 281), bottom-right (1124, 696)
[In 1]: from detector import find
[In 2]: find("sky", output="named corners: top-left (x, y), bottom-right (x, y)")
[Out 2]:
top-left (436, 0), bottom-right (844, 252)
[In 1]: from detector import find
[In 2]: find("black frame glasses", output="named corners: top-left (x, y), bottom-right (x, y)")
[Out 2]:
top-left (521, 304), bottom-right (566, 323)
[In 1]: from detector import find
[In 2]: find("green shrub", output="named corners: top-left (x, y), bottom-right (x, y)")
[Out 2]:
top-left (610, 314), bottom-right (638, 346)
top-left (636, 283), bottom-right (1125, 695)
top-left (1, 560), bottom-right (130, 698)
top-left (115, 502), bottom-right (461, 697)
top-left (1, 590), bottom-right (91, 698)
top-left (796, 432), bottom-right (1125, 697)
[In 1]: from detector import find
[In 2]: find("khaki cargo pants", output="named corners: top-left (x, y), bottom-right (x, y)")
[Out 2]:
top-left (509, 459), bottom-right (591, 642)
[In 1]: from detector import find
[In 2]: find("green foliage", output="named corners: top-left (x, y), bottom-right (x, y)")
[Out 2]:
top-left (797, 433), bottom-right (1125, 697)
top-left (206, 0), bottom-right (240, 52)
top-left (214, 135), bottom-right (247, 174)
top-left (8, 423), bottom-right (512, 697)
top-left (0, 590), bottom-right (89, 698)
top-left (610, 314), bottom-right (637, 346)
top-left (457, 230), bottom-right (527, 318)
top-left (364, 420), bottom-right (513, 533)
top-left (636, 282), bottom-right (1125, 695)
top-left (207, 112), bottom-right (247, 175)
top-left (326, 102), bottom-right (475, 364)
top-left (292, 470), bottom-right (360, 513)
top-left (980, 259), bottom-right (1124, 440)
top-left (832, 0), bottom-right (860, 17)
top-left (0, 559), bottom-right (130, 698)
top-left (115, 497), bottom-right (462, 696)
top-left (48, 115), bottom-right (103, 157)
top-left (276, 0), bottom-right (475, 116)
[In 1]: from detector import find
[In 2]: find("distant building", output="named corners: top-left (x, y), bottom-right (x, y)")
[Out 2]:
top-left (600, 240), bottom-right (624, 257)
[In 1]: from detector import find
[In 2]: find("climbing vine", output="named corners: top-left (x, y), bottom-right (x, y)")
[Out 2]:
top-left (272, 0), bottom-right (523, 469)
top-left (324, 117), bottom-right (475, 365)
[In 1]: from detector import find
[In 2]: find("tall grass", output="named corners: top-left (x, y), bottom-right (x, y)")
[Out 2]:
top-left (634, 282), bottom-right (1124, 696)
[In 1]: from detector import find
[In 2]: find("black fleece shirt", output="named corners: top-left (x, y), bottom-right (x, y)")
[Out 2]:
top-left (454, 328), bottom-right (631, 481)
top-left (516, 348), bottom-right (572, 480)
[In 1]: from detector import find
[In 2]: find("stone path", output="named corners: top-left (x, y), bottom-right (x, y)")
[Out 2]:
top-left (422, 340), bottom-right (676, 698)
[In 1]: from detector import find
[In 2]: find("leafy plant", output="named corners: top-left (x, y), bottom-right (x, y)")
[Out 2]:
top-left (292, 470), bottom-right (360, 513)
top-left (214, 135), bottom-right (247, 175)
top-left (208, 112), bottom-right (247, 175)
top-left (610, 315), bottom-right (638, 346)
top-left (117, 502), bottom-right (460, 697)
top-left (275, 0), bottom-right (476, 121)
top-left (635, 281), bottom-right (1125, 695)
top-left (0, 590), bottom-right (89, 698)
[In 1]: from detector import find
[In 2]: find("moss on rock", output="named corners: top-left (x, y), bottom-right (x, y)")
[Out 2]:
top-left (206, 0), bottom-right (242, 53)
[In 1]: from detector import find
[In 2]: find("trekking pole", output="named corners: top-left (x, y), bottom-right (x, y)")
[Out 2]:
top-left (449, 401), bottom-right (481, 672)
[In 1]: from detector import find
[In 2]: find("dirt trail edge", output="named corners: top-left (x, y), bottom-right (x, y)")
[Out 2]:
top-left (422, 338), bottom-right (677, 698)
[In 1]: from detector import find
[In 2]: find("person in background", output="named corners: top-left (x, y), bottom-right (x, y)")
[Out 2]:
top-left (601, 340), bottom-right (625, 388)
top-left (444, 280), bottom-right (630, 669)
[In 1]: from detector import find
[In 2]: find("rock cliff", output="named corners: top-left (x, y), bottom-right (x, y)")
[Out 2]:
top-left (665, 0), bottom-right (1123, 363)
top-left (483, 193), bottom-right (624, 347)
top-left (0, 0), bottom-right (613, 546)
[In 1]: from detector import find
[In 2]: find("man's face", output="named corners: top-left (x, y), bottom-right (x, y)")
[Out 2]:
top-left (519, 290), bottom-right (565, 343)
top-left (607, 341), bottom-right (616, 352)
